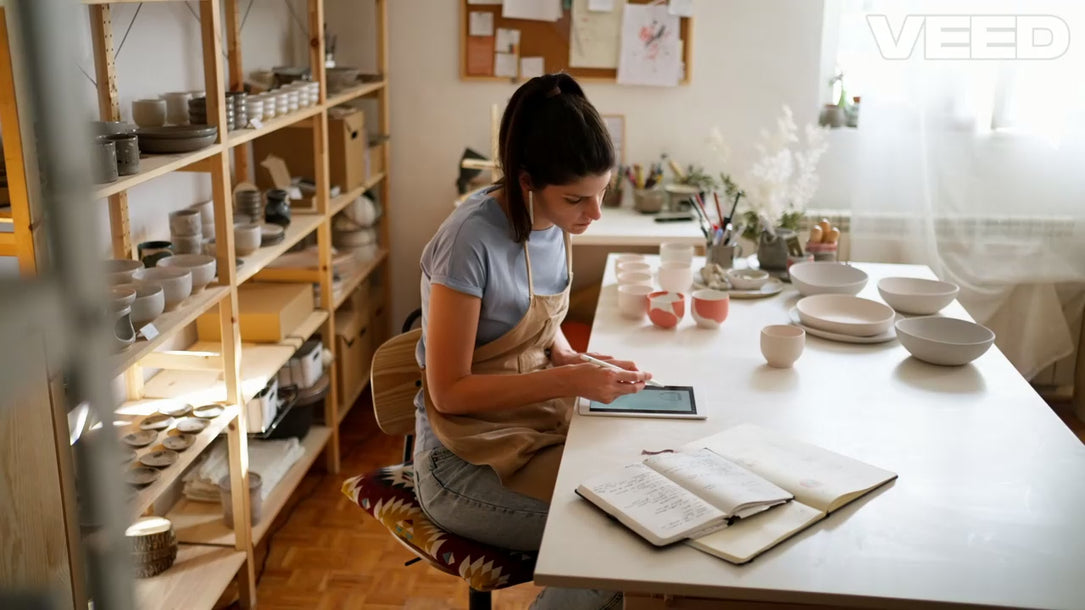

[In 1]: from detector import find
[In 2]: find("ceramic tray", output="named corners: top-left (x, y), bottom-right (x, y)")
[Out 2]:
top-left (692, 276), bottom-right (785, 299)
top-left (788, 307), bottom-right (897, 344)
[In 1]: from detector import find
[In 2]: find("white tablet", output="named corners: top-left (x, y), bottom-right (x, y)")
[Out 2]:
top-left (577, 386), bottom-right (705, 420)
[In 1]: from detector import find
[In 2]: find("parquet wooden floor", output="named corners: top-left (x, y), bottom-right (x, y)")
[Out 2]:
top-left (236, 394), bottom-right (544, 610)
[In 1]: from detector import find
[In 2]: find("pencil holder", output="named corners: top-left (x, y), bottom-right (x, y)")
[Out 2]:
top-left (603, 187), bottom-right (623, 208)
top-left (705, 243), bottom-right (743, 269)
top-left (633, 189), bottom-right (665, 214)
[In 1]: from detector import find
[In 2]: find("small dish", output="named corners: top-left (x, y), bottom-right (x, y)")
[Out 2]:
top-left (726, 268), bottom-right (770, 290)
top-left (162, 434), bottom-right (196, 451)
top-left (157, 402), bottom-right (192, 418)
top-left (125, 467), bottom-right (161, 487)
top-left (139, 414), bottom-right (175, 431)
top-left (139, 449), bottom-right (179, 468)
top-left (176, 418), bottom-right (209, 433)
top-left (122, 430), bottom-right (158, 448)
top-left (193, 404), bottom-right (225, 419)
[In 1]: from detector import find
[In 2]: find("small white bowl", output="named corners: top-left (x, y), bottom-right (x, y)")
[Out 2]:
top-left (796, 294), bottom-right (895, 337)
top-left (789, 262), bottom-right (868, 296)
top-left (116, 282), bottom-right (165, 327)
top-left (106, 258), bottom-right (143, 284)
top-left (234, 223), bottom-right (262, 256)
top-left (157, 254), bottom-right (216, 292)
top-left (878, 277), bottom-right (959, 315)
top-left (895, 316), bottom-right (995, 366)
top-left (726, 268), bottom-right (770, 290)
top-left (136, 267), bottom-right (192, 310)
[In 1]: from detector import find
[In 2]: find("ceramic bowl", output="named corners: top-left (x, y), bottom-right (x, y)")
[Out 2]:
top-left (131, 99), bottom-right (167, 128)
top-left (136, 267), bottom-right (192, 310)
top-left (115, 282), bottom-right (165, 327)
top-left (111, 286), bottom-right (137, 309)
top-left (234, 223), bottom-right (262, 256)
top-left (157, 254), bottom-right (216, 292)
top-left (647, 291), bottom-right (685, 329)
top-left (895, 316), bottom-right (995, 366)
top-left (877, 277), bottom-right (960, 315)
top-left (796, 294), bottom-right (896, 337)
top-left (107, 259), bottom-right (144, 284)
top-left (725, 268), bottom-right (770, 290)
top-left (788, 262), bottom-right (868, 296)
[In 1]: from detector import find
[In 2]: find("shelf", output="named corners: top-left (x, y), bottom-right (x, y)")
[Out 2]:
top-left (141, 309), bottom-right (329, 406)
top-left (325, 81), bottom-right (385, 108)
top-left (225, 105), bottom-right (324, 148)
top-left (114, 403), bottom-right (238, 525)
top-left (329, 172), bottom-right (386, 216)
top-left (108, 286), bottom-right (229, 377)
top-left (93, 144), bottom-right (223, 200)
top-left (332, 249), bottom-right (388, 310)
top-left (166, 425), bottom-right (332, 546)
top-left (236, 213), bottom-right (324, 284)
top-left (134, 544), bottom-right (246, 610)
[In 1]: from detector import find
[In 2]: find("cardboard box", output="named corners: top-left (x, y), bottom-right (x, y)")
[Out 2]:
top-left (335, 307), bottom-right (374, 403)
top-left (251, 108), bottom-right (366, 194)
top-left (365, 142), bottom-right (385, 181)
top-left (197, 283), bottom-right (314, 343)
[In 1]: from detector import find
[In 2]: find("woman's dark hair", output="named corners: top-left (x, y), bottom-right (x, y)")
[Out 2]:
top-left (498, 72), bottom-right (615, 243)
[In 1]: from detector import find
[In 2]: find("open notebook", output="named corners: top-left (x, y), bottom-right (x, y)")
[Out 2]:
top-left (576, 423), bottom-right (897, 563)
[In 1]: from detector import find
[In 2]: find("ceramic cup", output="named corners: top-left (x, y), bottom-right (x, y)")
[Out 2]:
top-left (107, 134), bottom-right (140, 176)
top-left (131, 99), bottom-right (167, 128)
top-left (658, 261), bottom-right (694, 294)
top-left (760, 324), bottom-right (805, 368)
top-left (171, 233), bottom-right (203, 255)
top-left (617, 271), bottom-right (652, 287)
top-left (234, 222), bottom-right (262, 256)
top-left (613, 253), bottom-right (647, 276)
top-left (617, 284), bottom-right (653, 320)
top-left (648, 291), bottom-right (685, 329)
top-left (169, 209), bottom-right (202, 237)
top-left (617, 261), bottom-right (652, 276)
top-left (691, 289), bottom-right (730, 329)
top-left (660, 242), bottom-right (695, 266)
top-left (161, 92), bottom-right (193, 125)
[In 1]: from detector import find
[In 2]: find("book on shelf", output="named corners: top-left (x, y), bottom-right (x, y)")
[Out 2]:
top-left (575, 423), bottom-right (897, 564)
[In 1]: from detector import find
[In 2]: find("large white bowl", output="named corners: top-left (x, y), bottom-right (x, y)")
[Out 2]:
top-left (877, 277), bottom-right (959, 315)
top-left (895, 316), bottom-right (995, 366)
top-left (789, 262), bottom-right (868, 296)
top-left (136, 267), bottom-right (192, 310)
top-left (157, 254), bottom-right (216, 292)
top-left (796, 294), bottom-right (896, 337)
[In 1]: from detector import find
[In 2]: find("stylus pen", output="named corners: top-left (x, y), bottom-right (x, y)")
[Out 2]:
top-left (579, 354), bottom-right (665, 387)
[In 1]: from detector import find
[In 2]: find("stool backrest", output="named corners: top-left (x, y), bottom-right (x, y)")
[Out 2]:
top-left (370, 328), bottom-right (423, 437)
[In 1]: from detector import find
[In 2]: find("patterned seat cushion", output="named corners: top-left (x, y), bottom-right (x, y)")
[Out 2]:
top-left (341, 463), bottom-right (537, 591)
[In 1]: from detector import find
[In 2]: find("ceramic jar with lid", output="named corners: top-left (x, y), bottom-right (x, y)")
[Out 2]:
top-left (264, 189), bottom-right (291, 228)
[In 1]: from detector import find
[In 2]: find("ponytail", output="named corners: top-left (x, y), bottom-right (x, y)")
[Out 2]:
top-left (498, 73), bottom-right (615, 243)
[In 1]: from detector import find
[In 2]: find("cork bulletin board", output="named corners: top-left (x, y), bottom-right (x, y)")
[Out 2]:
top-left (460, 0), bottom-right (693, 83)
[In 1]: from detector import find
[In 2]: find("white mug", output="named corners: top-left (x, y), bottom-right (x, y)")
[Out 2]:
top-left (760, 325), bottom-right (805, 368)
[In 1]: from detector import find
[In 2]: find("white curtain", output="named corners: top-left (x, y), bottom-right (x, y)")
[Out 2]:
top-left (836, 0), bottom-right (1085, 378)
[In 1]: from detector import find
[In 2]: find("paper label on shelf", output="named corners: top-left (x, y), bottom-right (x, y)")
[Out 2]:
top-left (139, 323), bottom-right (160, 341)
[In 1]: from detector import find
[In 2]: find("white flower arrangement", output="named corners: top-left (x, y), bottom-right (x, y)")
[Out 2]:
top-left (708, 105), bottom-right (829, 238)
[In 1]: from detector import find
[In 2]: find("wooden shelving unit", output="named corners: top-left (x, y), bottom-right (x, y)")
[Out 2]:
top-left (0, 0), bottom-right (393, 608)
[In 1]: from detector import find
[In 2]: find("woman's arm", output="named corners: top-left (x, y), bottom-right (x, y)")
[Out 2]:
top-left (425, 284), bottom-right (650, 415)
top-left (548, 326), bottom-right (643, 372)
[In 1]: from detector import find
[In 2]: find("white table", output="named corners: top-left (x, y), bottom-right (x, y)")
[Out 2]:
top-left (574, 206), bottom-right (704, 247)
top-left (536, 257), bottom-right (1085, 609)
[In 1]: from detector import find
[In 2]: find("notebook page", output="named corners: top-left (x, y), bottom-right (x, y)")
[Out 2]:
top-left (644, 449), bottom-right (793, 515)
top-left (688, 500), bottom-right (825, 564)
top-left (577, 463), bottom-right (726, 546)
top-left (693, 424), bottom-right (897, 512)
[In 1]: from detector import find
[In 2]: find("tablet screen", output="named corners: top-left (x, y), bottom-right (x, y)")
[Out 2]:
top-left (587, 386), bottom-right (697, 415)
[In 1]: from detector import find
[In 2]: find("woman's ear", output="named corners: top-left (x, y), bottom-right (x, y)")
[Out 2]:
top-left (518, 171), bottom-right (534, 194)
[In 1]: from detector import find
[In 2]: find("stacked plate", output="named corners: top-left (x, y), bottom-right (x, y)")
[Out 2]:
top-left (126, 516), bottom-right (178, 578)
top-left (790, 294), bottom-right (897, 344)
top-left (136, 125), bottom-right (217, 154)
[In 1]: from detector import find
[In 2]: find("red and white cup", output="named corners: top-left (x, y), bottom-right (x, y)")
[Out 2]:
top-left (691, 289), bottom-right (730, 329)
top-left (648, 291), bottom-right (685, 329)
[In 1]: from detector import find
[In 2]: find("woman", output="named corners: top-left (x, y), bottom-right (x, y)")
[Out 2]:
top-left (413, 73), bottom-right (649, 609)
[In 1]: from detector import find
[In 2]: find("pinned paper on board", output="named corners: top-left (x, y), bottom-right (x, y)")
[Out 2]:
top-left (495, 52), bottom-right (519, 78)
top-left (588, 0), bottom-right (615, 11)
top-left (520, 56), bottom-right (545, 79)
top-left (496, 28), bottom-right (521, 53)
top-left (469, 11), bottom-right (495, 37)
top-left (466, 35), bottom-right (496, 76)
top-left (668, 0), bottom-right (694, 17)
top-left (617, 2), bottom-right (682, 87)
top-left (570, 0), bottom-right (624, 69)
top-left (503, 0), bottom-right (562, 21)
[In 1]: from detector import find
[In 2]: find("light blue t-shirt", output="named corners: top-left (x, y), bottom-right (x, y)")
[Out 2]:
top-left (413, 187), bottom-right (569, 454)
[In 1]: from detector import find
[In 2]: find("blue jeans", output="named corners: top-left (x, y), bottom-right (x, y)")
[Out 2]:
top-left (414, 446), bottom-right (622, 610)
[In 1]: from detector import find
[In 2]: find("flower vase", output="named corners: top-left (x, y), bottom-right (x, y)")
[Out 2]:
top-left (757, 228), bottom-right (794, 271)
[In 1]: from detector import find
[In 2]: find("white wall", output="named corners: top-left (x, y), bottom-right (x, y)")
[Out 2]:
top-left (385, 0), bottom-right (827, 326)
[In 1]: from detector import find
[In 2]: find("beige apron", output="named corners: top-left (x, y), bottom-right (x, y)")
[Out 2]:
top-left (423, 231), bottom-right (574, 502)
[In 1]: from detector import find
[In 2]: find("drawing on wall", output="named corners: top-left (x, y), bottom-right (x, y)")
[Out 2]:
top-left (570, 0), bottom-right (624, 69)
top-left (617, 2), bottom-right (682, 87)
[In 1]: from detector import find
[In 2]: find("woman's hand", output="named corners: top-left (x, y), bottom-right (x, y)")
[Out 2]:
top-left (551, 349), bottom-right (640, 372)
top-left (558, 360), bottom-right (652, 404)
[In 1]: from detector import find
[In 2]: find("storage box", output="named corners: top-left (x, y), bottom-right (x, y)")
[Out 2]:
top-left (251, 107), bottom-right (366, 194)
top-left (197, 283), bottom-right (314, 343)
top-left (365, 142), bottom-right (385, 181)
top-left (335, 307), bottom-right (374, 405)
